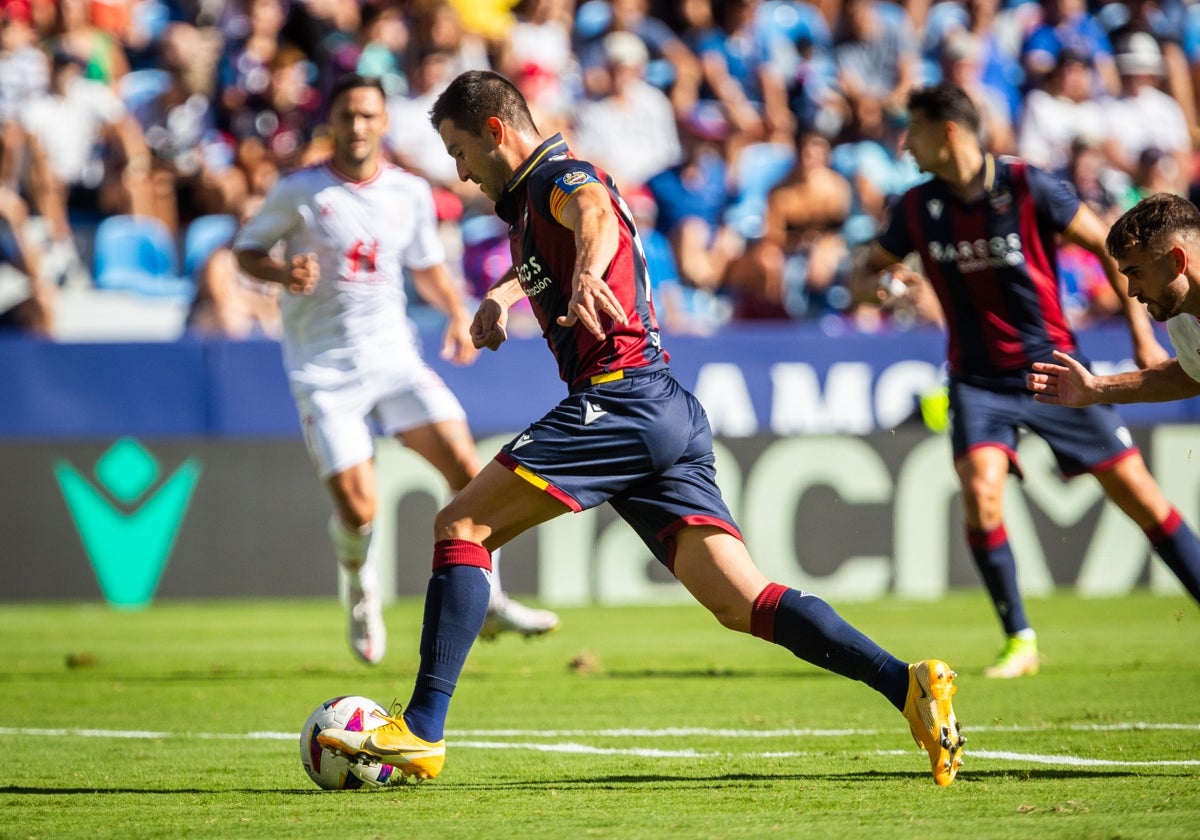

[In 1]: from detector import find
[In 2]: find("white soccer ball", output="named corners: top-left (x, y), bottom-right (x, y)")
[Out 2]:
top-left (299, 695), bottom-right (399, 790)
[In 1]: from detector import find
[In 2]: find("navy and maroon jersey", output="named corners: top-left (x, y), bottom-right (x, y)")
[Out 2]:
top-left (876, 154), bottom-right (1084, 385)
top-left (493, 134), bottom-right (668, 390)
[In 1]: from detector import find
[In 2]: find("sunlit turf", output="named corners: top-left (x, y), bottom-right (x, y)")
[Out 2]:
top-left (1, 591), bottom-right (1197, 838)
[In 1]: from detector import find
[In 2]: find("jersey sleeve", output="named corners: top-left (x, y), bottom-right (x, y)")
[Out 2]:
top-left (234, 177), bottom-right (302, 254)
top-left (1024, 163), bottom-right (1081, 232)
top-left (874, 192), bottom-right (914, 259)
top-left (531, 159), bottom-right (603, 226)
top-left (401, 176), bottom-right (447, 270)
top-left (1168, 315), bottom-right (1200, 383)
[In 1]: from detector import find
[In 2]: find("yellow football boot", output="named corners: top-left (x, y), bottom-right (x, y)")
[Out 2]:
top-left (317, 710), bottom-right (445, 782)
top-left (903, 659), bottom-right (965, 786)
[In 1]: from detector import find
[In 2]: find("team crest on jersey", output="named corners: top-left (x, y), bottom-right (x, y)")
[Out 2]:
top-left (926, 199), bottom-right (943, 220)
top-left (989, 190), bottom-right (1013, 213)
top-left (562, 171), bottom-right (590, 187)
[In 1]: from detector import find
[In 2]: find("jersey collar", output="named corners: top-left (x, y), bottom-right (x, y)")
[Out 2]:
top-left (495, 133), bottom-right (570, 225)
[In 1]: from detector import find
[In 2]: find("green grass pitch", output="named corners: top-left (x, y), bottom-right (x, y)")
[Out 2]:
top-left (1, 591), bottom-right (1197, 839)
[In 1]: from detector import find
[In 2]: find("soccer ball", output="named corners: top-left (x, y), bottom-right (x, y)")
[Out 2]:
top-left (299, 695), bottom-right (399, 790)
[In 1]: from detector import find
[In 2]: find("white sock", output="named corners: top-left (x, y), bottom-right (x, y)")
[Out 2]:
top-left (328, 514), bottom-right (373, 589)
top-left (488, 547), bottom-right (504, 608)
top-left (1014, 628), bottom-right (1037, 641)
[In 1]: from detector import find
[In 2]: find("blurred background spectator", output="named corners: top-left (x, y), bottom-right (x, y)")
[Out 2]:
top-left (0, 0), bottom-right (1195, 342)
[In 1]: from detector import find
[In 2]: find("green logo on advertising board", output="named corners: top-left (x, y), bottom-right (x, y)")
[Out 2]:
top-left (53, 438), bottom-right (201, 609)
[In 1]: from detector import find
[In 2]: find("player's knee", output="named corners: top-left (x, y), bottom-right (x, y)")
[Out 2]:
top-left (432, 502), bottom-right (480, 543)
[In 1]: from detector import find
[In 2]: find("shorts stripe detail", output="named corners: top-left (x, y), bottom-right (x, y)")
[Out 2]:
top-left (658, 516), bottom-right (744, 574)
top-left (495, 452), bottom-right (583, 512)
top-left (1074, 446), bottom-right (1139, 478)
top-left (432, 539), bottom-right (492, 571)
top-left (590, 369), bottom-right (625, 385)
top-left (751, 583), bottom-right (789, 642)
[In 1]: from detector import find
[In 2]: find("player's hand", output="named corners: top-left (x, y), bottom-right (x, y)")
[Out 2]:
top-left (557, 270), bottom-right (628, 339)
top-left (1027, 350), bottom-right (1096, 406)
top-left (284, 252), bottom-right (319, 295)
top-left (441, 314), bottom-right (478, 365)
top-left (875, 263), bottom-right (918, 305)
top-left (471, 297), bottom-right (508, 351)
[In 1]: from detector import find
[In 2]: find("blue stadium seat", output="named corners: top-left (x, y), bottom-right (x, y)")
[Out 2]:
top-left (183, 213), bottom-right (238, 279)
top-left (92, 215), bottom-right (193, 299)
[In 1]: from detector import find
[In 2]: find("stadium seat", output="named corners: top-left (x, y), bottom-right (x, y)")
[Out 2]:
top-left (182, 213), bottom-right (238, 279)
top-left (92, 214), bottom-right (193, 300)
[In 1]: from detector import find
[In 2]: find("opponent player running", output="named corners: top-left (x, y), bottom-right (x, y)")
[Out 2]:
top-left (317, 70), bottom-right (965, 786)
top-left (1028, 192), bottom-right (1200, 407)
top-left (864, 84), bottom-right (1200, 678)
top-left (234, 74), bottom-right (557, 665)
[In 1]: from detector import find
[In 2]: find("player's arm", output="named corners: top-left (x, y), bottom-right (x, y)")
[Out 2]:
top-left (1028, 349), bottom-right (1200, 406)
top-left (233, 183), bottom-right (319, 295)
top-left (1062, 203), bottom-right (1169, 368)
top-left (410, 262), bottom-right (477, 365)
top-left (554, 182), bottom-right (629, 339)
top-left (471, 267), bottom-right (524, 351)
top-left (235, 248), bottom-right (320, 295)
top-left (859, 241), bottom-right (945, 325)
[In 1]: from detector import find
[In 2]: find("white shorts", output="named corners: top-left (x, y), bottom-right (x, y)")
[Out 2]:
top-left (291, 362), bottom-right (467, 479)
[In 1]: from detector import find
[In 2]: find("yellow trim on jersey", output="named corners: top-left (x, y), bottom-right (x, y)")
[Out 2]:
top-left (549, 186), bottom-right (572, 222)
top-left (589, 370), bottom-right (625, 385)
top-left (513, 464), bottom-right (550, 491)
top-left (507, 136), bottom-right (568, 192)
top-left (982, 153), bottom-right (996, 191)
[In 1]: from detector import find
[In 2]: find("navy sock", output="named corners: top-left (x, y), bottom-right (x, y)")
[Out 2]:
top-left (752, 584), bottom-right (910, 712)
top-left (403, 540), bottom-right (492, 742)
top-left (967, 524), bottom-right (1030, 635)
top-left (1148, 510), bottom-right (1200, 604)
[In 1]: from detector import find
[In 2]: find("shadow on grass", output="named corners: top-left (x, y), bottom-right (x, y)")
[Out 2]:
top-left (0, 767), bottom-right (1175, 798)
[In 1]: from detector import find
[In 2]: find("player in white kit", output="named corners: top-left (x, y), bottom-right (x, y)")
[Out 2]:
top-left (234, 73), bottom-right (558, 664)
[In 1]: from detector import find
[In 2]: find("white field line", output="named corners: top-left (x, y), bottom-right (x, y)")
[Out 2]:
top-left (2, 724), bottom-right (1199, 767)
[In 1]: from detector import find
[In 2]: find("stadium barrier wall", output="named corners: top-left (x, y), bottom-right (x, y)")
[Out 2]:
top-left (3, 426), bottom-right (1197, 606)
top-left (3, 326), bottom-right (1199, 606)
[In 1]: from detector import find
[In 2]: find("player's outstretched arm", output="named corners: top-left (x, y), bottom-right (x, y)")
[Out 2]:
top-left (556, 183), bottom-right (629, 339)
top-left (1028, 350), bottom-right (1200, 405)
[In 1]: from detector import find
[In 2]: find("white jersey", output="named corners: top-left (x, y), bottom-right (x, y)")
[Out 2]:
top-left (234, 161), bottom-right (445, 385)
top-left (1167, 314), bottom-right (1200, 383)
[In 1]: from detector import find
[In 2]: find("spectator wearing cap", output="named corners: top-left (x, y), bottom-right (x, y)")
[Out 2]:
top-left (575, 0), bottom-right (702, 121)
top-left (1017, 45), bottom-right (1107, 173)
top-left (1103, 1), bottom-right (1197, 143)
top-left (1103, 31), bottom-right (1190, 197)
top-left (571, 29), bottom-right (683, 193)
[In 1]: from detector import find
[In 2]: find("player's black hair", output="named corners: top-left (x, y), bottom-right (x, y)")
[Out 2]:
top-left (906, 82), bottom-right (981, 136)
top-left (428, 70), bottom-right (538, 136)
top-left (328, 73), bottom-right (386, 108)
top-left (1107, 192), bottom-right (1200, 259)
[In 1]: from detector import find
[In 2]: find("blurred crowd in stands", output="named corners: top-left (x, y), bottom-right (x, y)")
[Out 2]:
top-left (2, 0), bottom-right (1200, 340)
